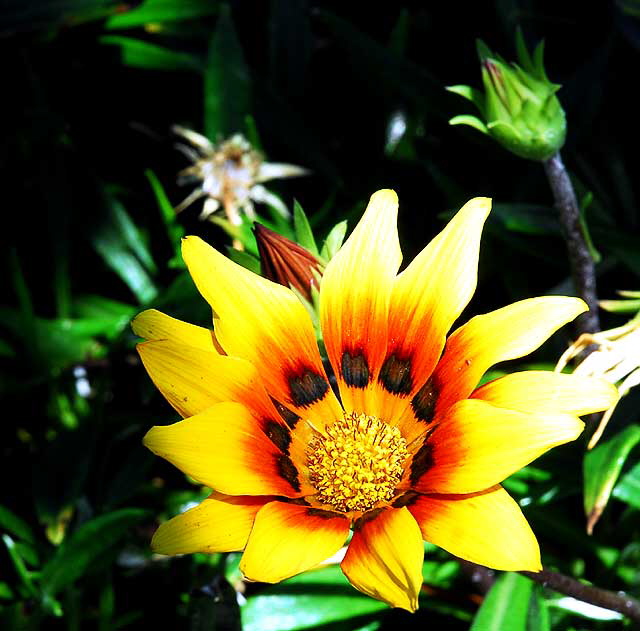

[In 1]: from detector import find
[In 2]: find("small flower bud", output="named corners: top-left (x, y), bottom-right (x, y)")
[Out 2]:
top-left (254, 224), bottom-right (324, 302)
top-left (448, 31), bottom-right (566, 161)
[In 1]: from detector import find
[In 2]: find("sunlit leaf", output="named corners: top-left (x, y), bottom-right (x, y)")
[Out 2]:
top-left (241, 565), bottom-right (386, 631)
top-left (613, 459), bottom-right (640, 509)
top-left (320, 220), bottom-right (348, 261)
top-left (105, 0), bottom-right (220, 30)
top-left (470, 572), bottom-right (537, 631)
top-left (584, 425), bottom-right (640, 534)
top-left (293, 200), bottom-right (319, 256)
top-left (100, 35), bottom-right (202, 71)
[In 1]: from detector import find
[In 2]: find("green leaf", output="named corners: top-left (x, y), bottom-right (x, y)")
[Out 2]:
top-left (105, 0), bottom-right (220, 29)
top-left (293, 200), bottom-right (319, 256)
top-left (0, 505), bottom-right (36, 544)
top-left (241, 566), bottom-right (386, 631)
top-left (470, 572), bottom-right (534, 631)
top-left (599, 298), bottom-right (640, 314)
top-left (91, 199), bottom-right (158, 304)
top-left (613, 459), bottom-right (640, 508)
top-left (145, 169), bottom-right (185, 252)
top-left (100, 35), bottom-right (201, 71)
top-left (2, 535), bottom-right (39, 599)
top-left (584, 425), bottom-right (640, 533)
top-left (40, 509), bottom-right (148, 598)
top-left (205, 5), bottom-right (251, 138)
top-left (226, 248), bottom-right (261, 275)
top-left (320, 220), bottom-right (348, 261)
top-left (491, 203), bottom-right (561, 236)
top-left (449, 114), bottom-right (489, 134)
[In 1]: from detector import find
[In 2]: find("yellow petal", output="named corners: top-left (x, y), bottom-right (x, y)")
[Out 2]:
top-left (383, 197), bottom-right (490, 425)
top-left (432, 296), bottom-right (587, 413)
top-left (412, 398), bottom-right (584, 494)
top-left (408, 486), bottom-right (541, 571)
top-left (320, 190), bottom-right (402, 416)
top-left (143, 402), bottom-right (309, 497)
top-left (182, 236), bottom-right (342, 428)
top-left (132, 309), bottom-right (217, 351)
top-left (137, 339), bottom-right (277, 419)
top-left (341, 507), bottom-right (423, 612)
top-left (472, 371), bottom-right (618, 416)
top-left (240, 502), bottom-right (349, 582)
top-left (151, 493), bottom-right (267, 555)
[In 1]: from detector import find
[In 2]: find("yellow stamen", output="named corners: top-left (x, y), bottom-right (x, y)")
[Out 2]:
top-left (306, 412), bottom-right (408, 513)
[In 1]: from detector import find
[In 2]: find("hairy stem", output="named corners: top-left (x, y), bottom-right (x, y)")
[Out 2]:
top-left (543, 152), bottom-right (600, 335)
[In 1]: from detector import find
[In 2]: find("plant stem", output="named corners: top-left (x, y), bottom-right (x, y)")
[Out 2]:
top-left (543, 152), bottom-right (600, 335)
top-left (459, 559), bottom-right (640, 622)
top-left (521, 569), bottom-right (640, 622)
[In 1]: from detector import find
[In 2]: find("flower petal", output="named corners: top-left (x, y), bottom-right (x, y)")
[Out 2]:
top-left (382, 197), bottom-right (490, 424)
top-left (240, 502), bottom-right (349, 582)
top-left (137, 339), bottom-right (278, 420)
top-left (407, 486), bottom-right (541, 571)
top-left (181, 236), bottom-right (342, 427)
top-left (151, 493), bottom-right (267, 555)
top-left (431, 296), bottom-right (587, 414)
top-left (320, 190), bottom-right (402, 416)
top-left (132, 309), bottom-right (218, 351)
top-left (472, 371), bottom-right (618, 416)
top-left (412, 398), bottom-right (584, 494)
top-left (143, 402), bottom-right (309, 497)
top-left (341, 507), bottom-right (423, 612)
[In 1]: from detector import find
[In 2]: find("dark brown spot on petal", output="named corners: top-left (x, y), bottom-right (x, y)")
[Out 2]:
top-left (306, 508), bottom-right (342, 519)
top-left (409, 442), bottom-right (435, 486)
top-left (353, 508), bottom-right (386, 529)
top-left (270, 398), bottom-right (301, 429)
top-left (287, 367), bottom-right (329, 408)
top-left (341, 350), bottom-right (370, 388)
top-left (379, 353), bottom-right (413, 395)
top-left (264, 420), bottom-right (292, 453)
top-left (411, 377), bottom-right (440, 422)
top-left (392, 491), bottom-right (420, 508)
top-left (275, 453), bottom-right (301, 492)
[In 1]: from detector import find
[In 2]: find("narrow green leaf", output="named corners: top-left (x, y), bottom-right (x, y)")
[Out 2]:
top-left (599, 298), bottom-right (640, 314)
top-left (388, 9), bottom-right (409, 57)
top-left (613, 459), bottom-right (640, 508)
top-left (145, 169), bottom-right (185, 251)
top-left (91, 202), bottom-right (158, 305)
top-left (205, 5), bottom-right (251, 138)
top-left (584, 425), bottom-right (640, 533)
top-left (320, 220), bottom-right (348, 261)
top-left (40, 509), bottom-right (148, 597)
top-left (2, 535), bottom-right (38, 598)
top-left (100, 35), bottom-right (201, 71)
top-left (470, 572), bottom-right (533, 631)
top-left (449, 115), bottom-right (489, 134)
top-left (0, 505), bottom-right (36, 544)
top-left (293, 200), bottom-right (319, 256)
top-left (105, 0), bottom-right (220, 30)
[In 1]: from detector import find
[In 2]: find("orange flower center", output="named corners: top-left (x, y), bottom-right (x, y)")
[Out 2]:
top-left (306, 412), bottom-right (409, 513)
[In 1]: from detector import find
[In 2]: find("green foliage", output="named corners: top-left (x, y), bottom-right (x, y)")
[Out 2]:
top-left (3, 1), bottom-right (640, 629)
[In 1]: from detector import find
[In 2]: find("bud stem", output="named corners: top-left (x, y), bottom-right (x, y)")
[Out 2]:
top-left (543, 152), bottom-right (600, 335)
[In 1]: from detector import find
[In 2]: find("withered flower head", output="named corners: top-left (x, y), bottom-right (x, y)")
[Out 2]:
top-left (173, 126), bottom-right (308, 226)
top-left (254, 223), bottom-right (324, 302)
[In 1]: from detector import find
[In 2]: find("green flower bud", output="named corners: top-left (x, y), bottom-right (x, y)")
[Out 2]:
top-left (447, 31), bottom-right (566, 161)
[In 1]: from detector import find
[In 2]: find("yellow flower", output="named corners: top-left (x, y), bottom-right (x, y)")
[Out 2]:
top-left (134, 190), bottom-right (616, 612)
